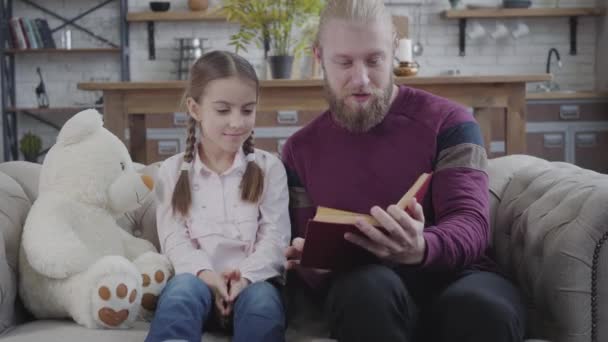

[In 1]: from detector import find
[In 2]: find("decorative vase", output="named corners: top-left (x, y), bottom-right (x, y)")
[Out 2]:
top-left (269, 55), bottom-right (294, 79)
top-left (188, 0), bottom-right (209, 11)
top-left (448, 0), bottom-right (461, 9)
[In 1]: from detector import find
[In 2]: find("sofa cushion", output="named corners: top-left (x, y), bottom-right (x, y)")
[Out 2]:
top-left (491, 155), bottom-right (608, 341)
top-left (487, 154), bottom-right (545, 247)
top-left (0, 319), bottom-right (334, 342)
top-left (0, 162), bottom-right (41, 203)
top-left (0, 228), bottom-right (17, 334)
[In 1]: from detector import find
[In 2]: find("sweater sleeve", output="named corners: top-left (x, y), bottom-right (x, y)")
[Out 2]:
top-left (281, 139), bottom-right (316, 239)
top-left (421, 119), bottom-right (490, 271)
top-left (281, 138), bottom-right (331, 289)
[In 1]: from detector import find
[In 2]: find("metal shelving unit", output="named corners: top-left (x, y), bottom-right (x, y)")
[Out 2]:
top-left (0, 0), bottom-right (130, 161)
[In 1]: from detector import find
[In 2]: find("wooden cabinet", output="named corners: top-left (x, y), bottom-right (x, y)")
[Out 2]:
top-left (142, 110), bottom-right (318, 163)
top-left (487, 97), bottom-right (608, 173)
top-left (524, 98), bottom-right (608, 173)
top-left (526, 132), bottom-right (567, 162)
top-left (575, 130), bottom-right (608, 174)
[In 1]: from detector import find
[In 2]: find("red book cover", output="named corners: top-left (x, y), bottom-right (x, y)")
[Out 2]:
top-left (300, 172), bottom-right (432, 270)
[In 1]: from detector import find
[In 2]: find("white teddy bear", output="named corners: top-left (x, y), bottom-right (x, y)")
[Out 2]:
top-left (19, 109), bottom-right (173, 329)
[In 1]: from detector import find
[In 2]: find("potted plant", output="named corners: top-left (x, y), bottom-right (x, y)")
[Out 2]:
top-left (19, 132), bottom-right (42, 163)
top-left (222, 0), bottom-right (324, 79)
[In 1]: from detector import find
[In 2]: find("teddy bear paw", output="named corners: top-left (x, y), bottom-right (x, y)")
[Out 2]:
top-left (141, 270), bottom-right (166, 310)
top-left (92, 274), bottom-right (140, 328)
top-left (139, 267), bottom-right (172, 320)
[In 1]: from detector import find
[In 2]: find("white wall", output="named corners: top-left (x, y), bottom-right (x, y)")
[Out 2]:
top-left (1, 0), bottom-right (603, 160)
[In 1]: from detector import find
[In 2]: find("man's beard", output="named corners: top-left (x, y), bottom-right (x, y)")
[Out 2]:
top-left (323, 75), bottom-right (393, 133)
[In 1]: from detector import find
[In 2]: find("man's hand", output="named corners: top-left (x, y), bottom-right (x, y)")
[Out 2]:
top-left (285, 237), bottom-right (305, 270)
top-left (285, 237), bottom-right (331, 275)
top-left (345, 198), bottom-right (426, 265)
top-left (198, 270), bottom-right (231, 317)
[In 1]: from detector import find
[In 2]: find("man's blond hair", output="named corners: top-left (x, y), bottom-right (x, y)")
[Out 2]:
top-left (315, 0), bottom-right (394, 48)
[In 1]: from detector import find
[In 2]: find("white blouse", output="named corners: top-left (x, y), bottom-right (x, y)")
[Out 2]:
top-left (155, 148), bottom-right (291, 283)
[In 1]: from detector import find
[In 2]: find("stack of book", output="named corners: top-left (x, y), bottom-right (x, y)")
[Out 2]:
top-left (8, 17), bottom-right (56, 50)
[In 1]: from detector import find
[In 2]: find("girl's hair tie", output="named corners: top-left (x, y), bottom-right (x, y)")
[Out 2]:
top-left (181, 161), bottom-right (191, 171)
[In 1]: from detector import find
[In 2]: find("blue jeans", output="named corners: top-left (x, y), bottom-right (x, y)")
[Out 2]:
top-left (145, 273), bottom-right (285, 342)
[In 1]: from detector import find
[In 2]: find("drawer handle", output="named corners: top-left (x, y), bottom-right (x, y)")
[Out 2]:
top-left (559, 105), bottom-right (580, 120)
top-left (173, 112), bottom-right (188, 126)
top-left (543, 134), bottom-right (563, 148)
top-left (158, 141), bottom-right (179, 155)
top-left (576, 133), bottom-right (597, 148)
top-left (277, 111), bottom-right (298, 124)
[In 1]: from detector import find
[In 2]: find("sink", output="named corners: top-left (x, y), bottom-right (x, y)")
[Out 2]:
top-left (530, 89), bottom-right (577, 93)
top-left (529, 81), bottom-right (577, 94)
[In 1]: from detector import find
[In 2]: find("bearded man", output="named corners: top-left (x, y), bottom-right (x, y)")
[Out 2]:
top-left (281, 1), bottom-right (526, 341)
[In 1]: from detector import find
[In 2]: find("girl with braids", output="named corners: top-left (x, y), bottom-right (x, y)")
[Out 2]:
top-left (146, 51), bottom-right (290, 342)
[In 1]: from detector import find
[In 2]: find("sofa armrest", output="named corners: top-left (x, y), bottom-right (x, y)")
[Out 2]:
top-left (0, 232), bottom-right (17, 334)
top-left (0, 169), bottom-right (32, 334)
top-left (492, 160), bottom-right (608, 342)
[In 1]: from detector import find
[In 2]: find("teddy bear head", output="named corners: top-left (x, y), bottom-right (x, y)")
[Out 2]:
top-left (39, 109), bottom-right (153, 217)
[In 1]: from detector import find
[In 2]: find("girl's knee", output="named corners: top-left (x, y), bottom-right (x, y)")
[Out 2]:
top-left (161, 273), bottom-right (212, 306)
top-left (236, 281), bottom-right (284, 317)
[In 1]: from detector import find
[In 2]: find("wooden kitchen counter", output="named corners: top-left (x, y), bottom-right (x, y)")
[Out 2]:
top-left (79, 74), bottom-right (551, 163)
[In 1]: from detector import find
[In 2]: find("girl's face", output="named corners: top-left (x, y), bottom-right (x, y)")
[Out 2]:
top-left (187, 76), bottom-right (258, 155)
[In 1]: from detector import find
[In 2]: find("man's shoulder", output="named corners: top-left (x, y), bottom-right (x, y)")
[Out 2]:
top-left (399, 85), bottom-right (475, 130)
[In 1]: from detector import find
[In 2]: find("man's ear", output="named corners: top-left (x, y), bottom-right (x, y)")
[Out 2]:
top-left (186, 97), bottom-right (202, 122)
top-left (313, 46), bottom-right (322, 64)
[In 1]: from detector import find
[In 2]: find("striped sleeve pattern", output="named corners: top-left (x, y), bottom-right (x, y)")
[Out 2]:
top-left (421, 119), bottom-right (491, 271)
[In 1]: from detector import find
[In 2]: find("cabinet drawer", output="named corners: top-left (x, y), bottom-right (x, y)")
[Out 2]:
top-left (526, 132), bottom-right (566, 162)
top-left (145, 113), bottom-right (189, 128)
top-left (527, 101), bottom-right (608, 122)
top-left (575, 131), bottom-right (608, 174)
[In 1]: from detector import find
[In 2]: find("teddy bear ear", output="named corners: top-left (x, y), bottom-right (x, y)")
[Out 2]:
top-left (57, 109), bottom-right (103, 146)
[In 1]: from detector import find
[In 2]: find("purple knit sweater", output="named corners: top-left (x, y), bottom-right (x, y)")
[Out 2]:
top-left (282, 85), bottom-right (492, 287)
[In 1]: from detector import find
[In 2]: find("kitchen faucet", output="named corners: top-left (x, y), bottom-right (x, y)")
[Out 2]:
top-left (546, 48), bottom-right (562, 74)
top-left (536, 48), bottom-right (562, 92)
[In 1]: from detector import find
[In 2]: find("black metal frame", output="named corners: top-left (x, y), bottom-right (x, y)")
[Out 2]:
top-left (0, 0), bottom-right (130, 161)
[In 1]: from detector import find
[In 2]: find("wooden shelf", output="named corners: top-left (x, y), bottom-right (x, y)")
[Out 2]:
top-left (5, 106), bottom-right (101, 115)
top-left (127, 10), bottom-right (227, 22)
top-left (441, 7), bottom-right (606, 56)
top-left (443, 7), bottom-right (606, 19)
top-left (4, 48), bottom-right (120, 54)
top-left (127, 9), bottom-right (227, 60)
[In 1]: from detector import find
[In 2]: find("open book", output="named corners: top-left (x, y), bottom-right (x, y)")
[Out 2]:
top-left (300, 173), bottom-right (432, 270)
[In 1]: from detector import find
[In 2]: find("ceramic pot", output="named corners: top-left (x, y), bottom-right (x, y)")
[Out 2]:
top-left (188, 0), bottom-right (209, 11)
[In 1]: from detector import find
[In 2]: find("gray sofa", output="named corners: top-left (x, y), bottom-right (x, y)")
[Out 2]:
top-left (0, 154), bottom-right (607, 342)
